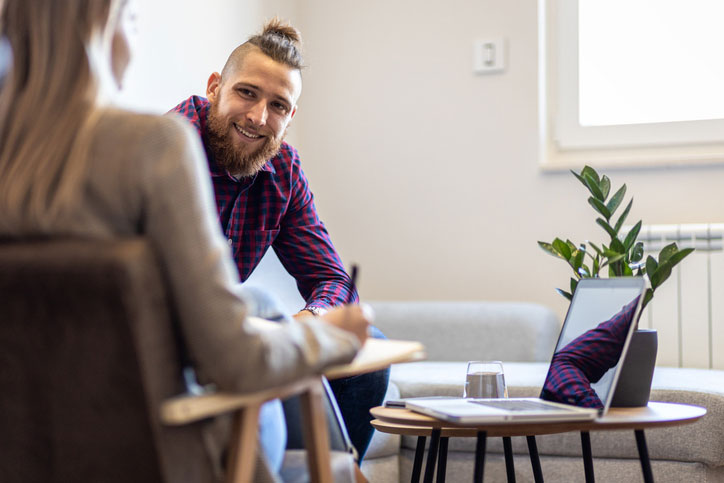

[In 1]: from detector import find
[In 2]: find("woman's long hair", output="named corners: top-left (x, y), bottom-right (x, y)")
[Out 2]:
top-left (0, 0), bottom-right (120, 233)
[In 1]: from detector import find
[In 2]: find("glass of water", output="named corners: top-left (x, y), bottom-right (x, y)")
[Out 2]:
top-left (464, 361), bottom-right (508, 398)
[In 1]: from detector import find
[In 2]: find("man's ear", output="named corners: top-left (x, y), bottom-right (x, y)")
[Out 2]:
top-left (289, 105), bottom-right (298, 121)
top-left (206, 72), bottom-right (222, 102)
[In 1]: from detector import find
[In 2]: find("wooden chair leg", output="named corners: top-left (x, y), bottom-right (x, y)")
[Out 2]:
top-left (299, 379), bottom-right (334, 483)
top-left (226, 404), bottom-right (262, 483)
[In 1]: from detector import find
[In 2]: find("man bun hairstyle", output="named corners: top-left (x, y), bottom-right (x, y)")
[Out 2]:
top-left (250, 17), bottom-right (304, 69)
top-left (221, 17), bottom-right (304, 79)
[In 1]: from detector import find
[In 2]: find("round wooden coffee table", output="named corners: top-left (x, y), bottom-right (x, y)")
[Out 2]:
top-left (371, 402), bottom-right (706, 483)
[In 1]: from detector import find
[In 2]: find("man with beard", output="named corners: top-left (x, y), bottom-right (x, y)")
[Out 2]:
top-left (170, 19), bottom-right (388, 462)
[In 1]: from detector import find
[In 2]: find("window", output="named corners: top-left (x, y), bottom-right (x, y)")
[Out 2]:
top-left (541, 0), bottom-right (724, 168)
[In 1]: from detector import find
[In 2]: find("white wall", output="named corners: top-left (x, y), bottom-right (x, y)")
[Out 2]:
top-left (118, 0), bottom-right (299, 115)
top-left (123, 0), bottom-right (724, 321)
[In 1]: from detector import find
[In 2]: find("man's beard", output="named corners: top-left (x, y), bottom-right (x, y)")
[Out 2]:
top-left (205, 104), bottom-right (283, 177)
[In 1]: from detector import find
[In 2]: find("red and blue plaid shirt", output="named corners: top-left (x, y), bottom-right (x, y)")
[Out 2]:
top-left (540, 296), bottom-right (640, 408)
top-left (171, 95), bottom-right (357, 310)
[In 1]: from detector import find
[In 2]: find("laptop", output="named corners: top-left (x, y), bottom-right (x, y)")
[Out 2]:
top-left (406, 277), bottom-right (646, 424)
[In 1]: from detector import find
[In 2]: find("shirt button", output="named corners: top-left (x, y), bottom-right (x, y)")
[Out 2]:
top-left (228, 238), bottom-right (233, 246)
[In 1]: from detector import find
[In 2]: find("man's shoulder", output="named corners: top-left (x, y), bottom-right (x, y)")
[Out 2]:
top-left (266, 141), bottom-right (301, 172)
top-left (169, 95), bottom-right (209, 135)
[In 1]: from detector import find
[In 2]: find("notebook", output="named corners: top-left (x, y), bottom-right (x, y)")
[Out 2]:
top-left (406, 277), bottom-right (646, 424)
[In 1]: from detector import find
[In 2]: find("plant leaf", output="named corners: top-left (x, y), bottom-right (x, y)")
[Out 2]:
top-left (609, 238), bottom-right (625, 254)
top-left (580, 166), bottom-right (600, 185)
top-left (588, 197), bottom-right (611, 220)
top-left (600, 175), bottom-right (611, 200)
top-left (570, 277), bottom-right (579, 294)
top-left (588, 242), bottom-right (604, 257)
top-left (642, 288), bottom-right (654, 310)
top-left (584, 174), bottom-right (605, 201)
top-left (665, 247), bottom-right (695, 268)
top-left (623, 220), bottom-right (642, 250)
top-left (623, 263), bottom-right (633, 276)
top-left (578, 265), bottom-right (591, 277)
top-left (631, 242), bottom-right (644, 262)
top-left (556, 288), bottom-right (573, 301)
top-left (650, 263), bottom-right (672, 290)
top-left (552, 238), bottom-right (572, 260)
top-left (571, 170), bottom-right (589, 189)
top-left (538, 241), bottom-right (567, 260)
top-left (614, 199), bottom-right (633, 233)
top-left (573, 249), bottom-right (585, 271)
top-left (605, 253), bottom-right (626, 265)
top-left (658, 243), bottom-right (678, 264)
top-left (645, 255), bottom-right (658, 277)
top-left (606, 184), bottom-right (626, 215)
top-left (596, 218), bottom-right (618, 239)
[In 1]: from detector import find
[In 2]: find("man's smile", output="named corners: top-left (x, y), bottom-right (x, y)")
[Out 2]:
top-left (234, 122), bottom-right (264, 141)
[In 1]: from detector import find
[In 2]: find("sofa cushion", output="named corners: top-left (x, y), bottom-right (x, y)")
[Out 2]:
top-left (391, 361), bottom-right (724, 466)
top-left (369, 302), bottom-right (560, 362)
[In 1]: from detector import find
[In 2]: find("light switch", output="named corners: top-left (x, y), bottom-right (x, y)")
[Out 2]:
top-left (473, 38), bottom-right (505, 74)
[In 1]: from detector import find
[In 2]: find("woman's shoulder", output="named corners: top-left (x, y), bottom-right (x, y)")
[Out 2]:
top-left (96, 107), bottom-right (194, 146)
top-left (91, 107), bottom-right (205, 175)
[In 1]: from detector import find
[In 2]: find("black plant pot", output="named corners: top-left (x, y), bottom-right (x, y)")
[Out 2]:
top-left (611, 329), bottom-right (658, 407)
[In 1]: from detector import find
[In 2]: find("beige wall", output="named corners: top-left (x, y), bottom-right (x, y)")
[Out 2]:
top-left (287, 0), bottom-right (724, 319)
top-left (125, 1), bottom-right (724, 320)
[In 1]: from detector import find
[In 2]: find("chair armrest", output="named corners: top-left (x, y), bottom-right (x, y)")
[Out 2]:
top-left (160, 376), bottom-right (323, 425)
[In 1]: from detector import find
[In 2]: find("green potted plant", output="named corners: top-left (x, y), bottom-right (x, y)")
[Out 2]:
top-left (538, 165), bottom-right (694, 406)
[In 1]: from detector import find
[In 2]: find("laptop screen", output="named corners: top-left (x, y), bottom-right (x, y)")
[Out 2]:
top-left (539, 278), bottom-right (645, 411)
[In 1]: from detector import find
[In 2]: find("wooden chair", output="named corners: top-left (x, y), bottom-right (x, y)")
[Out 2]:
top-left (0, 238), bottom-right (335, 482)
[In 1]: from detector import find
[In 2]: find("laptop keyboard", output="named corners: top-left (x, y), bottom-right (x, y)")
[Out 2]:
top-left (470, 399), bottom-right (573, 412)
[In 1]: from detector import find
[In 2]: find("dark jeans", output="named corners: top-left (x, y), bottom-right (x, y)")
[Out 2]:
top-left (237, 286), bottom-right (390, 462)
top-left (284, 326), bottom-right (390, 462)
top-left (327, 325), bottom-right (389, 461)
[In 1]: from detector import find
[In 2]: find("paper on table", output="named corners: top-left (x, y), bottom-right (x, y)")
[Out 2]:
top-left (325, 338), bottom-right (426, 380)
top-left (246, 316), bottom-right (426, 379)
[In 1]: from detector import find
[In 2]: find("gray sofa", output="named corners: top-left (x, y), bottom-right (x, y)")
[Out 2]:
top-left (360, 301), bottom-right (724, 483)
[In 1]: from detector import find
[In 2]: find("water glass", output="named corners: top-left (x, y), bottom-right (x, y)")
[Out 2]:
top-left (464, 360), bottom-right (508, 398)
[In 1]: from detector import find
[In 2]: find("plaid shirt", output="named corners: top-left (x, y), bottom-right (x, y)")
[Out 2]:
top-left (540, 296), bottom-right (640, 408)
top-left (170, 95), bottom-right (357, 310)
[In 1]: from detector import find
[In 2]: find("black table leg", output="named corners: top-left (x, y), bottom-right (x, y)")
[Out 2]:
top-left (503, 436), bottom-right (516, 482)
top-left (436, 437), bottom-right (449, 483)
top-left (423, 429), bottom-right (441, 483)
top-left (411, 436), bottom-right (427, 483)
top-left (580, 431), bottom-right (595, 483)
top-left (474, 431), bottom-right (487, 483)
top-left (526, 435), bottom-right (544, 483)
top-left (635, 430), bottom-right (655, 483)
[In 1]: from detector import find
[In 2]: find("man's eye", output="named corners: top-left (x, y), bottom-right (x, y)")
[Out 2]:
top-left (272, 102), bottom-right (288, 113)
top-left (238, 88), bottom-right (254, 97)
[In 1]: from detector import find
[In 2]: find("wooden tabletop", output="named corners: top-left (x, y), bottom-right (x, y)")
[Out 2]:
top-left (371, 402), bottom-right (706, 437)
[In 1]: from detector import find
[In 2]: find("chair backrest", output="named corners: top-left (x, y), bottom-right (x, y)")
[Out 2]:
top-left (0, 238), bottom-right (212, 483)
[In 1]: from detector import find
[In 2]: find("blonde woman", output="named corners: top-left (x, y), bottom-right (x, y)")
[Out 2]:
top-left (0, 0), bottom-right (369, 480)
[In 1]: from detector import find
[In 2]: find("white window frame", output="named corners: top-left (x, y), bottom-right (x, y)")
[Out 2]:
top-left (539, 0), bottom-right (724, 170)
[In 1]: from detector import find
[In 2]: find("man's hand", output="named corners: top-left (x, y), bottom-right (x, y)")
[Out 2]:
top-left (292, 309), bottom-right (315, 320)
top-left (321, 305), bottom-right (370, 345)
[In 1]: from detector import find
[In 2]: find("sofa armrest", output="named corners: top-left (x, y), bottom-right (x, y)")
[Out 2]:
top-left (368, 301), bottom-right (560, 362)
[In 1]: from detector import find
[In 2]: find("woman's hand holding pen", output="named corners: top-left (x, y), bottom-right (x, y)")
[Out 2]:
top-left (321, 305), bottom-right (370, 345)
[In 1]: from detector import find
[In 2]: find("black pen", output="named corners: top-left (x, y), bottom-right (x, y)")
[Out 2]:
top-left (347, 264), bottom-right (358, 304)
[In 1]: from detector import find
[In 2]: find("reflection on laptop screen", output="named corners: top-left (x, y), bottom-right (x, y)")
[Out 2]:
top-left (539, 278), bottom-right (644, 409)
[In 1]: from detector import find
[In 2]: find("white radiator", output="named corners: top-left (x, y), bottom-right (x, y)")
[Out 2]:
top-left (632, 223), bottom-right (724, 369)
